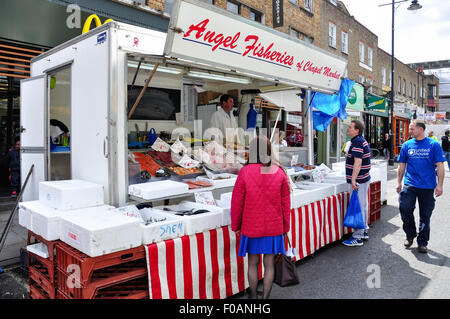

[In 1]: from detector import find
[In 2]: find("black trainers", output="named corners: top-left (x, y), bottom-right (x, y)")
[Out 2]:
top-left (418, 246), bottom-right (428, 254)
top-left (404, 238), bottom-right (414, 248)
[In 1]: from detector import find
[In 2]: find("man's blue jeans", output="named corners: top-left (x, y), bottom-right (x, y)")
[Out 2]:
top-left (399, 185), bottom-right (435, 246)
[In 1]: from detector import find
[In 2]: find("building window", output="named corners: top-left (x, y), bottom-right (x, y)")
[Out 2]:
top-left (382, 67), bottom-right (386, 85)
top-left (227, 1), bottom-right (240, 14)
top-left (409, 82), bottom-right (412, 97)
top-left (359, 74), bottom-right (365, 84)
top-left (403, 79), bottom-right (406, 95)
top-left (329, 23), bottom-right (336, 48)
top-left (290, 27), bottom-right (299, 38)
top-left (305, 0), bottom-right (314, 13)
top-left (289, 0), bottom-right (298, 5)
top-left (398, 76), bottom-right (401, 93)
top-left (164, 0), bottom-right (176, 13)
top-left (368, 47), bottom-right (373, 67)
top-left (389, 72), bottom-right (392, 87)
top-left (203, 0), bottom-right (214, 4)
top-left (250, 9), bottom-right (262, 23)
top-left (413, 84), bottom-right (416, 99)
top-left (328, 0), bottom-right (338, 5)
top-left (341, 31), bottom-right (348, 54)
top-left (304, 35), bottom-right (314, 44)
top-left (343, 68), bottom-right (348, 78)
top-left (359, 42), bottom-right (364, 63)
top-left (367, 78), bottom-right (373, 93)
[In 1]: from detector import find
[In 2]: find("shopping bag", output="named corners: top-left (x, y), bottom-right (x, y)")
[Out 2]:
top-left (343, 189), bottom-right (365, 229)
top-left (274, 234), bottom-right (299, 287)
top-left (146, 128), bottom-right (158, 146)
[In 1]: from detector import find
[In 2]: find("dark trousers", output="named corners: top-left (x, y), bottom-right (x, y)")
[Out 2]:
top-left (399, 185), bottom-right (435, 246)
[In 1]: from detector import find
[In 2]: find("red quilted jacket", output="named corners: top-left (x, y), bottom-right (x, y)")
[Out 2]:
top-left (231, 164), bottom-right (291, 237)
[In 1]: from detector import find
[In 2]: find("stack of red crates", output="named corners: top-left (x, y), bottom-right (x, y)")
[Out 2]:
top-left (27, 231), bottom-right (60, 299)
top-left (54, 241), bottom-right (149, 299)
top-left (369, 181), bottom-right (381, 225)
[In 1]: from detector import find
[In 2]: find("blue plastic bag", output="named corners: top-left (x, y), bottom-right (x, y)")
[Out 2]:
top-left (146, 128), bottom-right (158, 146)
top-left (343, 190), bottom-right (365, 229)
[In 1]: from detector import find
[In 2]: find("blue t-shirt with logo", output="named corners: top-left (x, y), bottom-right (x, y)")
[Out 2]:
top-left (398, 137), bottom-right (446, 189)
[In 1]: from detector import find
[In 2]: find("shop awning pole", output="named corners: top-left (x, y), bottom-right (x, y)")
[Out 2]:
top-left (307, 88), bottom-right (314, 165)
top-left (270, 108), bottom-right (282, 143)
top-left (127, 62), bottom-right (160, 120)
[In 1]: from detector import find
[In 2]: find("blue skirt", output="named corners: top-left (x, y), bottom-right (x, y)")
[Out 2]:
top-left (238, 234), bottom-right (286, 257)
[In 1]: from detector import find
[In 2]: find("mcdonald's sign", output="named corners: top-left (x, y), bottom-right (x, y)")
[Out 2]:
top-left (82, 14), bottom-right (114, 34)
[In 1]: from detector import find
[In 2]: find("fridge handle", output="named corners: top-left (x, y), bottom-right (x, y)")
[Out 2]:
top-left (103, 137), bottom-right (109, 158)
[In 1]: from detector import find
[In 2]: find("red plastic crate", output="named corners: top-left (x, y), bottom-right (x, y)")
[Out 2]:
top-left (370, 191), bottom-right (381, 203)
top-left (369, 209), bottom-right (381, 224)
top-left (29, 278), bottom-right (51, 299)
top-left (55, 242), bottom-right (146, 286)
top-left (56, 258), bottom-right (148, 299)
top-left (56, 276), bottom-right (149, 299)
top-left (29, 265), bottom-right (56, 299)
top-left (370, 181), bottom-right (381, 192)
top-left (370, 201), bottom-right (381, 213)
top-left (27, 230), bottom-right (60, 262)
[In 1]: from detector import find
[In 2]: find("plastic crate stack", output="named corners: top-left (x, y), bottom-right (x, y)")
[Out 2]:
top-left (369, 181), bottom-right (381, 225)
top-left (27, 231), bottom-right (60, 299)
top-left (55, 241), bottom-right (149, 299)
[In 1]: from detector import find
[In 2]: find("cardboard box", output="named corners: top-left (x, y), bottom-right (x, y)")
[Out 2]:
top-left (198, 91), bottom-right (221, 105)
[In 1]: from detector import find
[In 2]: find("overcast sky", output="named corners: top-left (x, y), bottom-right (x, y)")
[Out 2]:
top-left (342, 0), bottom-right (450, 64)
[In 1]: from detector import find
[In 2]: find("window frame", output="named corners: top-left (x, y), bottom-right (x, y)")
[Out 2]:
top-left (368, 47), bottom-right (373, 67)
top-left (382, 67), bottom-right (386, 85)
top-left (359, 42), bottom-right (365, 63)
top-left (329, 22), bottom-right (337, 48)
top-left (305, 0), bottom-right (314, 13)
top-left (250, 8), bottom-right (263, 23)
top-left (226, 0), bottom-right (241, 14)
top-left (341, 31), bottom-right (348, 54)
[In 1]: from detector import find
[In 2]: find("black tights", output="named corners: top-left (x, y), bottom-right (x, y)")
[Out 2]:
top-left (247, 254), bottom-right (275, 299)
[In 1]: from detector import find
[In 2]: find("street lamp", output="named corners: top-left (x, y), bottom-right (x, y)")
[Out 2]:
top-left (379, 0), bottom-right (423, 165)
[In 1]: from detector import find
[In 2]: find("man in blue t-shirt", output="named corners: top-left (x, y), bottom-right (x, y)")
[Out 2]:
top-left (397, 119), bottom-right (445, 254)
top-left (342, 120), bottom-right (371, 247)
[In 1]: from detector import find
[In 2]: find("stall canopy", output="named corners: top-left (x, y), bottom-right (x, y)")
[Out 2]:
top-left (259, 90), bottom-right (303, 112)
top-left (311, 78), bottom-right (355, 132)
top-left (163, 0), bottom-right (347, 94)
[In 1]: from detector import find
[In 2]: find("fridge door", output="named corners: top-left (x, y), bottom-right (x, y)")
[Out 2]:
top-left (20, 75), bottom-right (47, 201)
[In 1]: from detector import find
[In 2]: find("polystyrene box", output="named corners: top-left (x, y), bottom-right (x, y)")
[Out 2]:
top-left (27, 242), bottom-right (49, 259)
top-left (19, 200), bottom-right (61, 241)
top-left (39, 179), bottom-right (104, 210)
top-left (59, 205), bottom-right (142, 257)
top-left (157, 201), bottom-right (223, 235)
top-left (18, 207), bottom-right (32, 230)
top-left (137, 208), bottom-right (185, 244)
top-left (128, 180), bottom-right (189, 200)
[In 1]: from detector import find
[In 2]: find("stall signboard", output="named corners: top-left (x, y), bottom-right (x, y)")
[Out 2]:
top-left (165, 0), bottom-right (347, 93)
top-left (394, 103), bottom-right (411, 119)
top-left (425, 112), bottom-right (435, 123)
top-left (345, 83), bottom-right (364, 111)
top-left (366, 93), bottom-right (388, 117)
top-left (435, 112), bottom-right (446, 124)
top-left (273, 0), bottom-right (283, 28)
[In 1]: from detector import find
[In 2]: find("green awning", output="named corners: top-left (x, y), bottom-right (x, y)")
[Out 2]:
top-left (366, 93), bottom-right (388, 117)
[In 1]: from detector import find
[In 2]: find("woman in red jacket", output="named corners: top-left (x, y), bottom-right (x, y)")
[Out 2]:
top-left (231, 135), bottom-right (291, 299)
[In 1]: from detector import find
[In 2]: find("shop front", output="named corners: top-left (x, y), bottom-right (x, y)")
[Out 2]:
top-left (365, 93), bottom-right (389, 156)
top-left (393, 103), bottom-right (412, 155)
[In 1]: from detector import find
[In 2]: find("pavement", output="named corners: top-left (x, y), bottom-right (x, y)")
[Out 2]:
top-left (1, 162), bottom-right (450, 299)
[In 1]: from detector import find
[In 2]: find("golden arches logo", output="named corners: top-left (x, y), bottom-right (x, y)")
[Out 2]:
top-left (82, 14), bottom-right (114, 34)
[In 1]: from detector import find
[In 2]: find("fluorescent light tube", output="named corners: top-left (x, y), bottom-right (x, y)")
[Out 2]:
top-left (128, 61), bottom-right (183, 75)
top-left (186, 70), bottom-right (251, 84)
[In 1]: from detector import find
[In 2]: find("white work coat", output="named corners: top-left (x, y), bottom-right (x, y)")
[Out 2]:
top-left (209, 107), bottom-right (241, 143)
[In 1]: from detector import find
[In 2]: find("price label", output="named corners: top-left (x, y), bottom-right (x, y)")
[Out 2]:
top-left (194, 191), bottom-right (216, 206)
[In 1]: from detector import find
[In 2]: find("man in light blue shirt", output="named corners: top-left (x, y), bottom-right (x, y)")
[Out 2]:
top-left (397, 120), bottom-right (445, 253)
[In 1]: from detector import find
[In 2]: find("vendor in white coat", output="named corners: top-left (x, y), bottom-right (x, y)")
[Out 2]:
top-left (210, 94), bottom-right (241, 144)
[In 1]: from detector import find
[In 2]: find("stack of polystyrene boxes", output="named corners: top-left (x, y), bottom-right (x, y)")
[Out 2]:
top-left (19, 180), bottom-right (142, 258)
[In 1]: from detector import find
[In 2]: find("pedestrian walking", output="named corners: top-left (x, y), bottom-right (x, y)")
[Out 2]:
top-left (342, 120), bottom-right (371, 247)
top-left (231, 135), bottom-right (291, 299)
top-left (428, 130), bottom-right (438, 142)
top-left (441, 130), bottom-right (450, 170)
top-left (382, 133), bottom-right (391, 160)
top-left (397, 120), bottom-right (445, 254)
